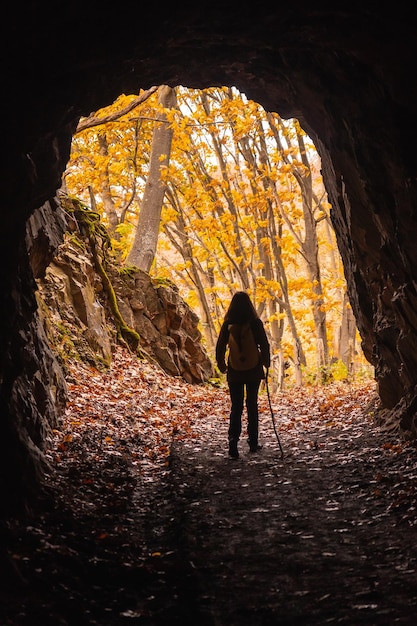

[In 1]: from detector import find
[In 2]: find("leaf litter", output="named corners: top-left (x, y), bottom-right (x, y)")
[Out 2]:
top-left (2, 346), bottom-right (417, 625)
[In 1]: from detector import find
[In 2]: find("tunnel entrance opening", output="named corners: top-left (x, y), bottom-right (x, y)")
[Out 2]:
top-left (60, 83), bottom-right (372, 392)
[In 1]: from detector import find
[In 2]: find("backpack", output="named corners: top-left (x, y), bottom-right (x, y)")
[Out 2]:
top-left (227, 322), bottom-right (260, 370)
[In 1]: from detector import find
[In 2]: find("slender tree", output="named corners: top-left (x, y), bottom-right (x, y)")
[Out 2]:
top-left (96, 132), bottom-right (119, 237)
top-left (267, 113), bottom-right (330, 367)
top-left (127, 86), bottom-right (177, 271)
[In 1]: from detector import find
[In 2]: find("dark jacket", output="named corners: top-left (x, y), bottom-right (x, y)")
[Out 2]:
top-left (216, 317), bottom-right (270, 384)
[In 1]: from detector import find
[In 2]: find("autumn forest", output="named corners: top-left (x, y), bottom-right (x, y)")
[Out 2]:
top-left (64, 84), bottom-right (372, 386)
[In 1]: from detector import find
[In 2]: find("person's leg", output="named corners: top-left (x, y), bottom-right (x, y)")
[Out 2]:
top-left (228, 382), bottom-right (244, 457)
top-left (246, 379), bottom-right (261, 451)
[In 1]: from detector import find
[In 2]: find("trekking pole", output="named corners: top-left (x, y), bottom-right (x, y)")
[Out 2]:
top-left (265, 368), bottom-right (284, 459)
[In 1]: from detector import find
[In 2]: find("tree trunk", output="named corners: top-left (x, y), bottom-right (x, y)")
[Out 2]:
top-left (97, 132), bottom-right (120, 237)
top-left (127, 85), bottom-right (177, 271)
top-left (339, 290), bottom-right (357, 376)
top-left (199, 91), bottom-right (251, 289)
top-left (295, 127), bottom-right (329, 367)
top-left (241, 119), bottom-right (307, 381)
top-left (267, 114), bottom-right (330, 368)
top-left (163, 187), bottom-right (218, 349)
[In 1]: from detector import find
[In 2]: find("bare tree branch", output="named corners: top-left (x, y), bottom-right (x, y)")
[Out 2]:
top-left (75, 86), bottom-right (159, 134)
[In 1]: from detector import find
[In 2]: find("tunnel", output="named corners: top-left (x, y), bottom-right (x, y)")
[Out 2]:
top-left (2, 3), bottom-right (417, 515)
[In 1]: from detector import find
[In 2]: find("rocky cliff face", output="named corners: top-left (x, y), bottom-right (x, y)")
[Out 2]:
top-left (109, 270), bottom-right (214, 385)
top-left (2, 4), bottom-right (417, 512)
top-left (31, 196), bottom-right (214, 385)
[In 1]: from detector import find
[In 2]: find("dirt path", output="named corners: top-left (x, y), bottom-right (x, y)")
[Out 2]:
top-left (138, 394), bottom-right (417, 625)
top-left (2, 357), bottom-right (417, 625)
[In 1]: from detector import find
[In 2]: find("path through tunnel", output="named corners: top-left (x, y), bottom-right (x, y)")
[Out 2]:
top-left (2, 347), bottom-right (417, 624)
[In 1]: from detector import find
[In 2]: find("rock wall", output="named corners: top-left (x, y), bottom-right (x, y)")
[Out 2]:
top-left (110, 270), bottom-right (214, 384)
top-left (0, 200), bottom-right (68, 515)
top-left (33, 197), bottom-right (214, 385)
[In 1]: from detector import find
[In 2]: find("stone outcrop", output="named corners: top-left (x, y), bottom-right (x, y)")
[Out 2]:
top-left (32, 204), bottom-right (114, 368)
top-left (2, 4), bottom-right (417, 512)
top-left (110, 270), bottom-right (214, 384)
top-left (33, 197), bottom-right (213, 385)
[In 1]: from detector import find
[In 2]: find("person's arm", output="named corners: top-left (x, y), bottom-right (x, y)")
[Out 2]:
top-left (254, 319), bottom-right (270, 369)
top-left (215, 322), bottom-right (229, 373)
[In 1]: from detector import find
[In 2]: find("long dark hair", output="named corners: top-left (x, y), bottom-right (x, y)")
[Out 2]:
top-left (224, 291), bottom-right (259, 325)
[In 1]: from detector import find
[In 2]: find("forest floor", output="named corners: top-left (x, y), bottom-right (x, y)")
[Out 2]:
top-left (2, 347), bottom-right (417, 625)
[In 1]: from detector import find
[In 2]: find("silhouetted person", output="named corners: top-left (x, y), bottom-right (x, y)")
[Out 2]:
top-left (216, 291), bottom-right (270, 458)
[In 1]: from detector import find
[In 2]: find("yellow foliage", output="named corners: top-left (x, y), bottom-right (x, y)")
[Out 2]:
top-left (65, 83), bottom-right (353, 373)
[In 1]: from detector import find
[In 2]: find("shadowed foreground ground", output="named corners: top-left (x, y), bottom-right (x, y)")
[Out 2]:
top-left (2, 354), bottom-right (417, 625)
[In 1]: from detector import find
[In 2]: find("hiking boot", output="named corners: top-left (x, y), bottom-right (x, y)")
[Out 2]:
top-left (249, 443), bottom-right (263, 453)
top-left (228, 441), bottom-right (239, 459)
